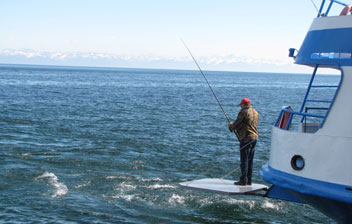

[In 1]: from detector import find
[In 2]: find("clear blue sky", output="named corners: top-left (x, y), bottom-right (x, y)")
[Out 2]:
top-left (0, 0), bottom-right (347, 73)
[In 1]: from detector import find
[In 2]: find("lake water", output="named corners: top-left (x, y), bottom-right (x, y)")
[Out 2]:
top-left (0, 64), bottom-right (337, 223)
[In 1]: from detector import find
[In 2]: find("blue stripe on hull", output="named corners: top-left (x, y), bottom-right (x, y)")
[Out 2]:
top-left (260, 164), bottom-right (352, 223)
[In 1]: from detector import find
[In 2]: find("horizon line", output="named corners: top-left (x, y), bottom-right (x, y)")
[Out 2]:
top-left (0, 62), bottom-right (312, 76)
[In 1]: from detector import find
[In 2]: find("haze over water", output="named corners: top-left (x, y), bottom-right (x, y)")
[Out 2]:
top-left (0, 64), bottom-right (337, 223)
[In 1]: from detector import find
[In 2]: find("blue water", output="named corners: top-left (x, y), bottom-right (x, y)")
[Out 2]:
top-left (0, 64), bottom-right (337, 223)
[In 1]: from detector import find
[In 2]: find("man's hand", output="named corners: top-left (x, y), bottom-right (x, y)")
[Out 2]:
top-left (228, 122), bottom-right (234, 132)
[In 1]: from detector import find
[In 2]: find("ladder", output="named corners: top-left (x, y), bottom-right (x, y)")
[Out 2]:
top-left (299, 65), bottom-right (342, 128)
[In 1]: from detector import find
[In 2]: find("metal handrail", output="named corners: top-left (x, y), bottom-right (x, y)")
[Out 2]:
top-left (298, 64), bottom-right (343, 125)
top-left (310, 85), bottom-right (339, 88)
top-left (305, 107), bottom-right (329, 111)
top-left (275, 108), bottom-right (325, 130)
top-left (306, 100), bottom-right (332, 103)
top-left (318, 0), bottom-right (348, 17)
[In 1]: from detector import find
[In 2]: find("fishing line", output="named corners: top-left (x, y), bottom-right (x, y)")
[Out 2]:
top-left (310, 0), bottom-right (319, 12)
top-left (181, 39), bottom-right (230, 123)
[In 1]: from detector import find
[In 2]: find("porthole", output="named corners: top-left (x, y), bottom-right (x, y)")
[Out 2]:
top-left (291, 155), bottom-right (305, 171)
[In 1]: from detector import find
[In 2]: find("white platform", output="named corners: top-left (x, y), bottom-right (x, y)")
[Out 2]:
top-left (179, 178), bottom-right (269, 195)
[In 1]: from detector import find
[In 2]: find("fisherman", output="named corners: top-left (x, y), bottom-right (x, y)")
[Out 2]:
top-left (228, 98), bottom-right (259, 186)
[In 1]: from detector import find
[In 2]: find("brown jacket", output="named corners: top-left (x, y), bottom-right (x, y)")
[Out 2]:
top-left (229, 105), bottom-right (259, 141)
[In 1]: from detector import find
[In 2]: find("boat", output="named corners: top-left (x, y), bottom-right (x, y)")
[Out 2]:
top-left (260, 0), bottom-right (352, 223)
top-left (180, 0), bottom-right (352, 222)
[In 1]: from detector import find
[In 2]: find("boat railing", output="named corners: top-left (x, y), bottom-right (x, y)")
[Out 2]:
top-left (274, 108), bottom-right (325, 133)
top-left (277, 64), bottom-right (344, 133)
top-left (317, 0), bottom-right (348, 17)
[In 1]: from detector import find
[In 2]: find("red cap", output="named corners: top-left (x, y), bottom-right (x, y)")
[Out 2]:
top-left (240, 98), bottom-right (251, 105)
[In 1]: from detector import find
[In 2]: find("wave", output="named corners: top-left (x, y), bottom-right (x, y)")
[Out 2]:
top-left (74, 181), bottom-right (91, 189)
top-left (168, 194), bottom-right (186, 206)
top-left (144, 184), bottom-right (176, 189)
top-left (261, 200), bottom-right (283, 210)
top-left (36, 172), bottom-right (68, 197)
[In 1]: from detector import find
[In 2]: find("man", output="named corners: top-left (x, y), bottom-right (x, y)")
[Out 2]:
top-left (228, 98), bottom-right (259, 186)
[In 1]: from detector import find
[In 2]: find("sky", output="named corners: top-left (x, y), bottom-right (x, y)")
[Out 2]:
top-left (0, 0), bottom-right (347, 73)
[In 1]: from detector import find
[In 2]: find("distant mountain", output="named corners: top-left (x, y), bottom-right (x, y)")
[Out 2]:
top-left (0, 49), bottom-right (307, 73)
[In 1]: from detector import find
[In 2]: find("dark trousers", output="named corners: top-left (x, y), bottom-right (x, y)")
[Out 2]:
top-left (239, 140), bottom-right (257, 184)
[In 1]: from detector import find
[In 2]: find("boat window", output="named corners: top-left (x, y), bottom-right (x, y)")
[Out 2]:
top-left (311, 52), bottom-right (352, 60)
top-left (340, 53), bottom-right (352, 59)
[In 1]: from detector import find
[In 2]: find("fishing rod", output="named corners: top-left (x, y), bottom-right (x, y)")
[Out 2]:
top-left (181, 40), bottom-right (231, 123)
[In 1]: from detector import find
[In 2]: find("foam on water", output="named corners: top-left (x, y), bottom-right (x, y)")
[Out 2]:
top-left (168, 194), bottom-right (186, 206)
top-left (36, 172), bottom-right (68, 197)
top-left (261, 200), bottom-right (283, 210)
top-left (145, 184), bottom-right (176, 189)
top-left (136, 177), bottom-right (164, 182)
top-left (111, 193), bottom-right (135, 202)
top-left (74, 181), bottom-right (91, 189)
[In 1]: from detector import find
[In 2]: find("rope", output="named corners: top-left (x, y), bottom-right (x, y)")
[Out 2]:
top-left (218, 140), bottom-right (256, 179)
top-left (219, 167), bottom-right (240, 179)
top-left (192, 139), bottom-right (257, 181)
top-left (183, 139), bottom-right (255, 186)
